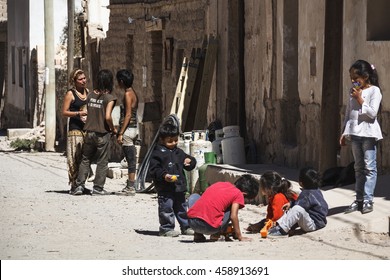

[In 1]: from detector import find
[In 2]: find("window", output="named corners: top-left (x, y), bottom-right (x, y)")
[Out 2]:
top-left (367, 0), bottom-right (390, 41)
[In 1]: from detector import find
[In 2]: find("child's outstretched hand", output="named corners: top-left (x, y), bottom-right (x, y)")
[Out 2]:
top-left (165, 174), bottom-right (179, 182)
top-left (184, 158), bottom-right (191, 166)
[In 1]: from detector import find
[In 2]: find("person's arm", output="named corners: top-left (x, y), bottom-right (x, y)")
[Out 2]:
top-left (62, 90), bottom-right (77, 118)
top-left (117, 90), bottom-right (135, 142)
top-left (362, 88), bottom-right (382, 119)
top-left (230, 202), bottom-right (250, 241)
top-left (105, 100), bottom-right (117, 134)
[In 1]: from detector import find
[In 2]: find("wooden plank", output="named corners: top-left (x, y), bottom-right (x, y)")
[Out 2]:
top-left (193, 35), bottom-right (218, 129)
top-left (183, 41), bottom-right (208, 131)
top-left (170, 57), bottom-right (188, 116)
top-left (176, 49), bottom-right (200, 131)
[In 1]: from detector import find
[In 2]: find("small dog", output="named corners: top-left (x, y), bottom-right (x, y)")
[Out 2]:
top-left (322, 162), bottom-right (355, 188)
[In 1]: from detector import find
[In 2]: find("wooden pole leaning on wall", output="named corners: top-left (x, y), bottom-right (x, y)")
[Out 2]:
top-left (192, 35), bottom-right (218, 130)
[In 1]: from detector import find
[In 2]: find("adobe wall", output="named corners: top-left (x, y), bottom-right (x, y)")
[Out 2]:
top-left (342, 0), bottom-right (390, 173)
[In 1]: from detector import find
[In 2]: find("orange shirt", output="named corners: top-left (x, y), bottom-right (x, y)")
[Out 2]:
top-left (266, 192), bottom-right (298, 221)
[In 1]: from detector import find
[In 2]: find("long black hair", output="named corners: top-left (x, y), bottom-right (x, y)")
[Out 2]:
top-left (349, 59), bottom-right (380, 88)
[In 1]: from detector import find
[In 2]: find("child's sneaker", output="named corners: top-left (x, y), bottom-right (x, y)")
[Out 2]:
top-left (268, 226), bottom-right (288, 237)
top-left (159, 230), bottom-right (180, 237)
top-left (344, 200), bottom-right (363, 214)
top-left (181, 228), bottom-right (194, 235)
top-left (361, 201), bottom-right (373, 214)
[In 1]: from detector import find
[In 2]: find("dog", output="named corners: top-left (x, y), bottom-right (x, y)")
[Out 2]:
top-left (322, 162), bottom-right (355, 188)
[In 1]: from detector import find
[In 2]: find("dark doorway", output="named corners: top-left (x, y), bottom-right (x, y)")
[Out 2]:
top-left (320, 0), bottom-right (343, 171)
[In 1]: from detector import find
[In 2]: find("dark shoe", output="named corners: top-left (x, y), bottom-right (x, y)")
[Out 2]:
top-left (92, 186), bottom-right (110, 195)
top-left (268, 226), bottom-right (288, 237)
top-left (361, 201), bottom-right (373, 214)
top-left (70, 186), bottom-right (84, 196)
top-left (344, 200), bottom-right (363, 214)
top-left (193, 233), bottom-right (207, 242)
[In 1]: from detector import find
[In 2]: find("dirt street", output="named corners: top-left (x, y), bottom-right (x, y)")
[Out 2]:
top-left (0, 152), bottom-right (389, 261)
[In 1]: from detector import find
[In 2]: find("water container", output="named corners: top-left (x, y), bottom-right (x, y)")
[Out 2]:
top-left (190, 133), bottom-right (212, 193)
top-left (221, 126), bottom-right (246, 164)
top-left (177, 132), bottom-right (192, 191)
top-left (198, 152), bottom-right (217, 193)
top-left (211, 129), bottom-right (224, 163)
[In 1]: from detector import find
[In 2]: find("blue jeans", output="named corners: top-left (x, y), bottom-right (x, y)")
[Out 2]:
top-left (158, 192), bottom-right (189, 233)
top-left (187, 194), bottom-right (230, 235)
top-left (350, 135), bottom-right (377, 202)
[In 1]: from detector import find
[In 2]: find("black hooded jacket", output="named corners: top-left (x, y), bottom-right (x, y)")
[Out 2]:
top-left (149, 144), bottom-right (196, 193)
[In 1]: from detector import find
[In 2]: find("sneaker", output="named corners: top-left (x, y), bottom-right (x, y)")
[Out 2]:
top-left (70, 186), bottom-right (84, 196)
top-left (159, 230), bottom-right (180, 237)
top-left (181, 228), bottom-right (194, 235)
top-left (117, 186), bottom-right (136, 196)
top-left (268, 226), bottom-right (288, 237)
top-left (344, 200), bottom-right (363, 214)
top-left (92, 187), bottom-right (110, 195)
top-left (361, 201), bottom-right (373, 214)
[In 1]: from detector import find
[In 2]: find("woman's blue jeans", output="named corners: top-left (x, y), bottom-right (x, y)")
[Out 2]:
top-left (350, 135), bottom-right (377, 202)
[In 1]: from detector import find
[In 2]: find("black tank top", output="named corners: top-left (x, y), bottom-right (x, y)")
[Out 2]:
top-left (68, 89), bottom-right (87, 131)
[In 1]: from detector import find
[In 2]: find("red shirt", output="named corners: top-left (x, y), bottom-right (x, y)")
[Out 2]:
top-left (187, 182), bottom-right (245, 228)
top-left (266, 192), bottom-right (298, 221)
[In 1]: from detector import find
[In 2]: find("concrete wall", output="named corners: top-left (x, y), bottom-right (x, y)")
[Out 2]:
top-left (95, 0), bottom-right (390, 173)
top-left (342, 0), bottom-right (390, 173)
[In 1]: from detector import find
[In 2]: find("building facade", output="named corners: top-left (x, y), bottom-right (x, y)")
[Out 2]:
top-left (81, 0), bottom-right (390, 173)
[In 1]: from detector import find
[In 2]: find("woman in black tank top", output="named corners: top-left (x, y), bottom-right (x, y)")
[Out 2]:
top-left (61, 69), bottom-right (92, 195)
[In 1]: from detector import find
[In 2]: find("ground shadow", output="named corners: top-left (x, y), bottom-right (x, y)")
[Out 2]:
top-left (327, 206), bottom-right (348, 216)
top-left (134, 229), bottom-right (160, 236)
top-left (45, 189), bottom-right (92, 195)
top-left (179, 239), bottom-right (218, 243)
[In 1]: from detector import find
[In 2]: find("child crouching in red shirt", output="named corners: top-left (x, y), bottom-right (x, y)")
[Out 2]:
top-left (187, 174), bottom-right (259, 242)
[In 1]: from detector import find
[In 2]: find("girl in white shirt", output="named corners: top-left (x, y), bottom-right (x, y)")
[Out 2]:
top-left (340, 60), bottom-right (382, 214)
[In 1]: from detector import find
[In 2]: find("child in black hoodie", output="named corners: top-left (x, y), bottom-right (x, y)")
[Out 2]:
top-left (149, 121), bottom-right (196, 237)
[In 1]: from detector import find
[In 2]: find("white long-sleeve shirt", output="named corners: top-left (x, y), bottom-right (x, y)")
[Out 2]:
top-left (342, 85), bottom-right (383, 141)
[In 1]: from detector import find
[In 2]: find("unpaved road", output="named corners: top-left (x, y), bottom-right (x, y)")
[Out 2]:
top-left (0, 152), bottom-right (389, 260)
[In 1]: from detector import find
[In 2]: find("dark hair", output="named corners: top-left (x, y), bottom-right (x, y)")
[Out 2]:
top-left (349, 59), bottom-right (379, 87)
top-left (299, 167), bottom-right (321, 189)
top-left (96, 69), bottom-right (114, 92)
top-left (260, 171), bottom-right (296, 200)
top-left (234, 174), bottom-right (259, 199)
top-left (116, 69), bottom-right (134, 88)
top-left (159, 122), bottom-right (180, 139)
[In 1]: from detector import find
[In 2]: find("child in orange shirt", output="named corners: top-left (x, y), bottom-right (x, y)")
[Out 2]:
top-left (246, 171), bottom-right (298, 233)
